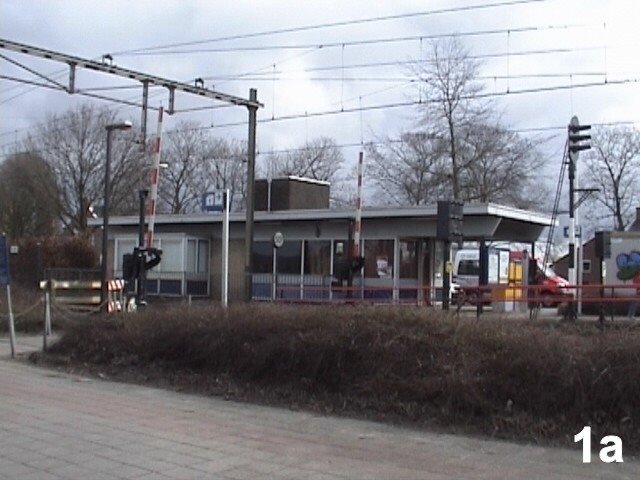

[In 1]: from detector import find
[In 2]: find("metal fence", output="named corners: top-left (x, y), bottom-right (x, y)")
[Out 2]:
top-left (249, 275), bottom-right (640, 316)
top-left (250, 273), bottom-right (445, 305)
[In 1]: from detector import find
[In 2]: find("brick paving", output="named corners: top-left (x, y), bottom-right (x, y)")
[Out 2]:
top-left (0, 335), bottom-right (637, 479)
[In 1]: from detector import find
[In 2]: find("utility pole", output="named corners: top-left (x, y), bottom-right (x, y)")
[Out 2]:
top-left (221, 189), bottom-right (230, 308)
top-left (244, 88), bottom-right (258, 302)
top-left (566, 116), bottom-right (591, 321)
top-left (567, 138), bottom-right (576, 319)
top-left (437, 201), bottom-right (463, 311)
top-left (100, 121), bottom-right (132, 312)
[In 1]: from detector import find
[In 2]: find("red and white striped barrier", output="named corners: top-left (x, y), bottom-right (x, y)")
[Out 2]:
top-left (107, 279), bottom-right (125, 291)
top-left (107, 278), bottom-right (125, 313)
top-left (145, 106), bottom-right (164, 248)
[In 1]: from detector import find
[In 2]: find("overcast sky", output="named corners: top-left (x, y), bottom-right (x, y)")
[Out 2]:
top-left (1, 0), bottom-right (639, 178)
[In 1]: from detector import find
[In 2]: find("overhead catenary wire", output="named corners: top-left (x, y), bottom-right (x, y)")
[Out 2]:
top-left (167, 69), bottom-right (637, 116)
top-left (117, 23), bottom-right (593, 56)
top-left (0, 19), bottom-right (635, 149)
top-left (194, 72), bottom-right (617, 83)
top-left (202, 45), bottom-right (620, 80)
top-left (168, 78), bottom-right (640, 131)
top-left (0, 22), bottom-right (621, 114)
top-left (50, 29), bottom-right (611, 105)
top-left (0, 62), bottom-right (622, 145)
top-left (6, 49), bottom-right (614, 99)
top-left (110, 0), bottom-right (550, 56)
top-left (1, 73), bottom-right (637, 153)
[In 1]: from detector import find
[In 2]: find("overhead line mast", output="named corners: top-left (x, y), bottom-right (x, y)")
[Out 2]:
top-left (0, 38), bottom-right (261, 144)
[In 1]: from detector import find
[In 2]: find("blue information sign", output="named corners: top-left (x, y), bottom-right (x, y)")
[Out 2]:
top-left (0, 235), bottom-right (10, 286)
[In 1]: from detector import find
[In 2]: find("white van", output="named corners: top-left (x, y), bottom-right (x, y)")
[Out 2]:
top-left (452, 248), bottom-right (506, 304)
top-left (453, 248), bottom-right (506, 286)
top-left (453, 249), bottom-right (482, 287)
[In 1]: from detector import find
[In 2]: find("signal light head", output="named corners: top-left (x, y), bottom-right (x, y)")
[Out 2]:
top-left (568, 120), bottom-right (591, 157)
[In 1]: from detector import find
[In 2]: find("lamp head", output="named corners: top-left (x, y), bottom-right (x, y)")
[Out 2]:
top-left (107, 120), bottom-right (133, 131)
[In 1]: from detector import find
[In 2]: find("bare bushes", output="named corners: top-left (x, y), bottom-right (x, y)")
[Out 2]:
top-left (46, 304), bottom-right (640, 451)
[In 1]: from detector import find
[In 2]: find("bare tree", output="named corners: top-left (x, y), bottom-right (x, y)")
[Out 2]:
top-left (416, 37), bottom-right (488, 200)
top-left (268, 137), bottom-right (345, 184)
top-left (584, 126), bottom-right (640, 231)
top-left (459, 124), bottom-right (548, 208)
top-left (366, 125), bottom-right (546, 208)
top-left (0, 151), bottom-right (60, 238)
top-left (366, 37), bottom-right (547, 209)
top-left (366, 132), bottom-right (449, 205)
top-left (199, 137), bottom-right (247, 211)
top-left (26, 104), bottom-right (145, 233)
top-left (159, 122), bottom-right (209, 214)
top-left (159, 123), bottom-right (249, 213)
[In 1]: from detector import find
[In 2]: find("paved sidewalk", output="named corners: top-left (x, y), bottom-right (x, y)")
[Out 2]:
top-left (0, 338), bottom-right (637, 479)
top-left (0, 334), bottom-right (50, 358)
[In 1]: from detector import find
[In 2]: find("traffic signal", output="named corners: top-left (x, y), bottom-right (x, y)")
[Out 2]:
top-left (437, 200), bottom-right (464, 242)
top-left (449, 200), bottom-right (463, 242)
top-left (594, 231), bottom-right (611, 259)
top-left (568, 117), bottom-right (591, 160)
top-left (122, 253), bottom-right (138, 280)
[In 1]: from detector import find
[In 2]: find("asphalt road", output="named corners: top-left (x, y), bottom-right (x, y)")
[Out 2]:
top-left (1, 335), bottom-right (637, 479)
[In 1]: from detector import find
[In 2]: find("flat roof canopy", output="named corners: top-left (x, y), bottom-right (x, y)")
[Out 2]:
top-left (98, 203), bottom-right (552, 244)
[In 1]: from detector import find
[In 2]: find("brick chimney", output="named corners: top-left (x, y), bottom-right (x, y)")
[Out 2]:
top-left (254, 176), bottom-right (330, 211)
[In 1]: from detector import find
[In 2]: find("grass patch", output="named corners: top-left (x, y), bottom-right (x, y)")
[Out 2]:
top-left (37, 304), bottom-right (640, 453)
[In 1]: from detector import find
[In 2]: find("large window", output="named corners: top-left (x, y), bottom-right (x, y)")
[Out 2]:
top-left (198, 240), bottom-right (208, 273)
top-left (276, 241), bottom-right (302, 274)
top-left (364, 240), bottom-right (394, 278)
top-left (252, 241), bottom-right (273, 273)
top-left (187, 239), bottom-right (196, 273)
top-left (186, 239), bottom-right (209, 274)
top-left (304, 240), bottom-right (331, 275)
top-left (160, 239), bottom-right (182, 273)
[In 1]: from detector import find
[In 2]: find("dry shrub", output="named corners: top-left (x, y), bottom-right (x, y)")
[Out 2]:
top-left (9, 235), bottom-right (97, 287)
top-left (47, 305), bottom-right (640, 451)
top-left (0, 287), bottom-right (45, 333)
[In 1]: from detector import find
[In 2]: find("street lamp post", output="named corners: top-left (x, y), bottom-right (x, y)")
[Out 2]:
top-left (100, 121), bottom-right (132, 312)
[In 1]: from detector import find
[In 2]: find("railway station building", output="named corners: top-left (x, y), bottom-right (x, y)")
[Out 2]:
top-left (97, 177), bottom-right (552, 303)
